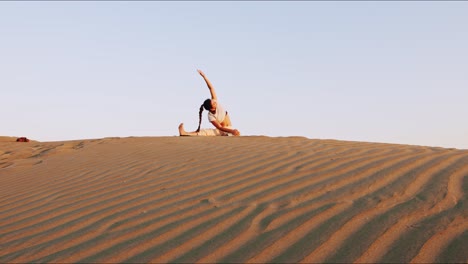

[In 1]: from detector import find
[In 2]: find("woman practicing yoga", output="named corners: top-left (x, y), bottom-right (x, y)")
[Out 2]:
top-left (179, 70), bottom-right (241, 136)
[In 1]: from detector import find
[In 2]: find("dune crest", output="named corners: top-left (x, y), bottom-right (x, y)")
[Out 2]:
top-left (1, 136), bottom-right (467, 263)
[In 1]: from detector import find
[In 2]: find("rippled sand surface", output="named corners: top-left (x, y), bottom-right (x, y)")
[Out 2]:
top-left (1, 136), bottom-right (467, 263)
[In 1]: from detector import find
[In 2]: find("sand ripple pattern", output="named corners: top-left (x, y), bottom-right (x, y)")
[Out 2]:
top-left (0, 137), bottom-right (467, 263)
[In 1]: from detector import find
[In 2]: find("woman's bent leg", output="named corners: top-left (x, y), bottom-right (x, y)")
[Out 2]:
top-left (197, 128), bottom-right (222, 136)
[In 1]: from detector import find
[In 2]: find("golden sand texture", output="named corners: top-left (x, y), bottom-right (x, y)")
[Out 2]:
top-left (0, 136), bottom-right (467, 263)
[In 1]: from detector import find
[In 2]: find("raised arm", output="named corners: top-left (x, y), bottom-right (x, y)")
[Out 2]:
top-left (197, 69), bottom-right (217, 100)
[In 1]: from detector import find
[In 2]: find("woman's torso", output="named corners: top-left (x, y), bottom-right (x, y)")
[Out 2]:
top-left (208, 102), bottom-right (232, 127)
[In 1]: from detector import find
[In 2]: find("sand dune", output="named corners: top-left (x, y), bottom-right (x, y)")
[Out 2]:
top-left (0, 136), bottom-right (467, 263)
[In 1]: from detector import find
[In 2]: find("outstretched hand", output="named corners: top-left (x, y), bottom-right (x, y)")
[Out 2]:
top-left (197, 69), bottom-right (206, 77)
top-left (232, 129), bottom-right (241, 136)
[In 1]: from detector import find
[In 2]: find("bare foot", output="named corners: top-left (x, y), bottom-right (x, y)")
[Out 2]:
top-left (178, 123), bottom-right (187, 136)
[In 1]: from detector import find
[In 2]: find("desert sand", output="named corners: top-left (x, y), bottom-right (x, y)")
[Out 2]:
top-left (0, 136), bottom-right (467, 263)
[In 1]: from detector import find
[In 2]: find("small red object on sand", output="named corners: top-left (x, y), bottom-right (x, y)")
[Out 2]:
top-left (16, 137), bottom-right (30, 142)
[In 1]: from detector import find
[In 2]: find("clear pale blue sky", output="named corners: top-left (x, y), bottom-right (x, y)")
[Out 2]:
top-left (1, 2), bottom-right (467, 149)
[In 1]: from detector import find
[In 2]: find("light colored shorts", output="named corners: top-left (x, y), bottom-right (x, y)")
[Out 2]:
top-left (197, 127), bottom-right (232, 136)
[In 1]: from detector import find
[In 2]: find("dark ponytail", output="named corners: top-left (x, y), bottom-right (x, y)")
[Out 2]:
top-left (196, 98), bottom-right (213, 132)
top-left (196, 104), bottom-right (204, 132)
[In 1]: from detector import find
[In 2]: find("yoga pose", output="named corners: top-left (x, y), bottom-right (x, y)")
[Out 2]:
top-left (179, 70), bottom-right (241, 136)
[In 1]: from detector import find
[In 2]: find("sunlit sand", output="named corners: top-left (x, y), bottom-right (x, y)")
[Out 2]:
top-left (1, 136), bottom-right (467, 263)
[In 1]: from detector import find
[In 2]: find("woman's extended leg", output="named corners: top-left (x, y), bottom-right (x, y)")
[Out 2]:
top-left (179, 123), bottom-right (198, 136)
top-left (178, 123), bottom-right (222, 136)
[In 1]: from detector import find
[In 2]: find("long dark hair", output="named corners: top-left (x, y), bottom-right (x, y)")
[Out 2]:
top-left (196, 99), bottom-right (212, 132)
